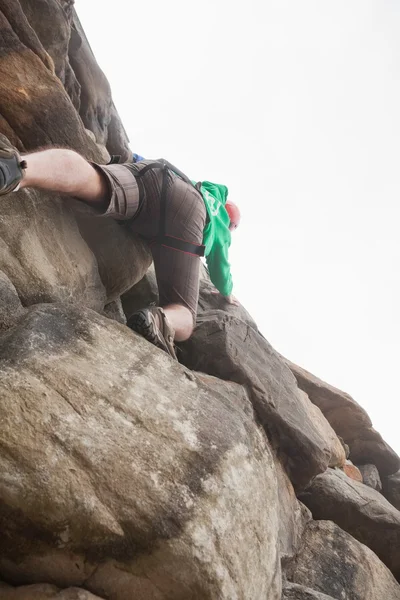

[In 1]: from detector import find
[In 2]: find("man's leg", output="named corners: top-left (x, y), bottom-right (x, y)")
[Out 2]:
top-left (20, 149), bottom-right (109, 207)
top-left (162, 304), bottom-right (193, 342)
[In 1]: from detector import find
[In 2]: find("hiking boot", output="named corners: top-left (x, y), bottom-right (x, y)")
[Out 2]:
top-left (127, 306), bottom-right (177, 360)
top-left (0, 134), bottom-right (27, 196)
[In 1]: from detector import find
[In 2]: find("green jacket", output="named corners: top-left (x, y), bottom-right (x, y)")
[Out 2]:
top-left (195, 180), bottom-right (233, 296)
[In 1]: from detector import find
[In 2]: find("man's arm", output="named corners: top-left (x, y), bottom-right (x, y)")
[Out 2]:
top-left (206, 239), bottom-right (233, 297)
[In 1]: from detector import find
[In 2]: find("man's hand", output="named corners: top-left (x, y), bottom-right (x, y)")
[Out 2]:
top-left (210, 290), bottom-right (240, 306)
top-left (223, 294), bottom-right (240, 306)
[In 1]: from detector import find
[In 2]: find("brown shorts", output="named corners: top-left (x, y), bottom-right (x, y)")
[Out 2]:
top-left (94, 160), bottom-right (206, 321)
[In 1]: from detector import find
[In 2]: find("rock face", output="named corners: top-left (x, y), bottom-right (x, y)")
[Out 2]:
top-left (1, 2), bottom-right (400, 599)
top-left (0, 304), bottom-right (281, 600)
top-left (181, 311), bottom-right (346, 489)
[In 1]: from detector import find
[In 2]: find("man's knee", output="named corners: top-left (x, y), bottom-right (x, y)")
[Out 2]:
top-left (163, 304), bottom-right (195, 342)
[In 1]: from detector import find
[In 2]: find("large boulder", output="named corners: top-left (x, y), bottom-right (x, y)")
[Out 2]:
top-left (180, 311), bottom-right (344, 489)
top-left (287, 520), bottom-right (400, 599)
top-left (286, 360), bottom-right (400, 477)
top-left (0, 303), bottom-right (281, 600)
top-left (299, 468), bottom-right (400, 580)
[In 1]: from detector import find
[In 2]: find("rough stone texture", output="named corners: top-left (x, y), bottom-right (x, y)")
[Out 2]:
top-left (383, 470), bottom-right (400, 511)
top-left (358, 464), bottom-right (382, 491)
top-left (0, 270), bottom-right (25, 331)
top-left (0, 582), bottom-right (105, 599)
top-left (286, 360), bottom-right (400, 477)
top-left (283, 582), bottom-right (336, 600)
top-left (287, 520), bottom-right (400, 599)
top-left (299, 468), bottom-right (400, 580)
top-left (0, 303), bottom-right (281, 600)
top-left (181, 312), bottom-right (343, 489)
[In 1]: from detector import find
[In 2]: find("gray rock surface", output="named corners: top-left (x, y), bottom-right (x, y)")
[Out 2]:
top-left (287, 520), bottom-right (400, 599)
top-left (299, 468), bottom-right (400, 580)
top-left (0, 303), bottom-right (281, 600)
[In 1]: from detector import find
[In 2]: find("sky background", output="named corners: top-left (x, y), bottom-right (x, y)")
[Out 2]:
top-left (77, 0), bottom-right (400, 455)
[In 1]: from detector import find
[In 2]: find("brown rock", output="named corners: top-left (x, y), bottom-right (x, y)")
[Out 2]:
top-left (358, 464), bottom-right (382, 491)
top-left (0, 303), bottom-right (281, 600)
top-left (0, 189), bottom-right (106, 311)
top-left (19, 0), bottom-right (80, 109)
top-left (0, 582), bottom-right (104, 599)
top-left (0, 1), bottom-right (98, 156)
top-left (180, 311), bottom-right (343, 489)
top-left (287, 520), bottom-right (400, 599)
top-left (343, 460), bottom-right (363, 482)
top-left (285, 360), bottom-right (400, 477)
top-left (299, 468), bottom-right (400, 580)
top-left (349, 427), bottom-right (400, 476)
top-left (285, 360), bottom-right (371, 437)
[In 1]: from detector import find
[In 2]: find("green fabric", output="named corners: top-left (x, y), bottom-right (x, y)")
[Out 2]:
top-left (194, 180), bottom-right (233, 296)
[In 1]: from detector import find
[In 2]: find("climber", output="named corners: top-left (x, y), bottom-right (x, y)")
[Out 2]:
top-left (0, 136), bottom-right (240, 360)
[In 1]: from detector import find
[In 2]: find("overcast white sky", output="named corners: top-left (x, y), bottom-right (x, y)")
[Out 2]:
top-left (77, 1), bottom-right (400, 456)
